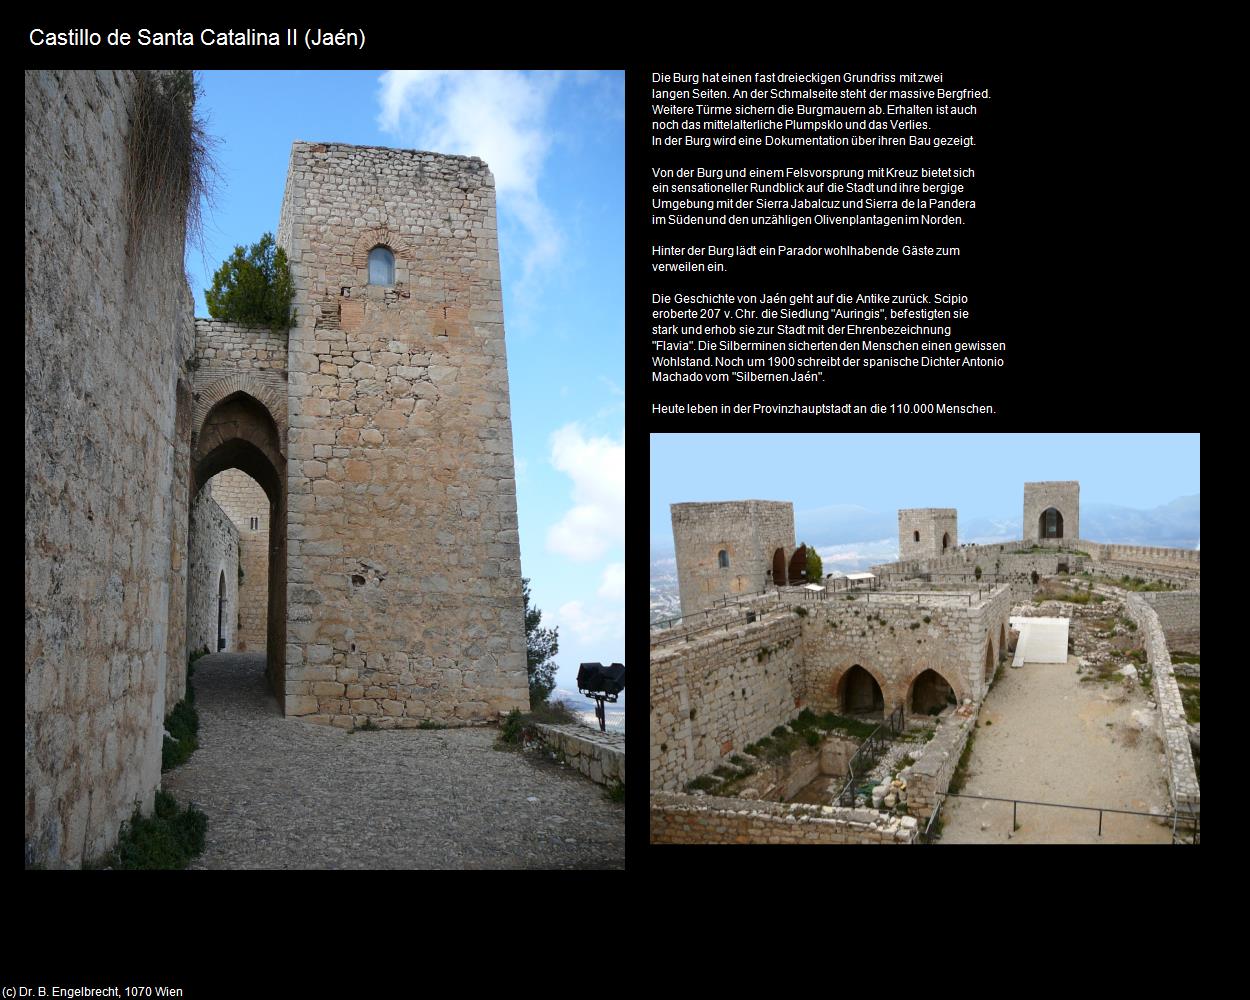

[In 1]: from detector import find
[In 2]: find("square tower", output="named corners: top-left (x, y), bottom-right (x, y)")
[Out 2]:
top-left (1024, 481), bottom-right (1080, 542)
top-left (277, 142), bottom-right (529, 725)
top-left (898, 508), bottom-right (958, 560)
top-left (671, 501), bottom-right (796, 616)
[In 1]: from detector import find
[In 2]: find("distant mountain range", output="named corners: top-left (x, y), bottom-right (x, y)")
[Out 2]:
top-left (652, 495), bottom-right (1200, 585)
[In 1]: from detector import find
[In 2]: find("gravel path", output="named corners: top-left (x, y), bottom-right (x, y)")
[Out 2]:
top-left (161, 653), bottom-right (625, 868)
top-left (939, 656), bottom-right (1172, 843)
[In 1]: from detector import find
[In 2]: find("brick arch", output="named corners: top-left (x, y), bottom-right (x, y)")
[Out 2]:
top-left (193, 373), bottom-right (287, 441)
top-left (351, 226), bottom-right (416, 266)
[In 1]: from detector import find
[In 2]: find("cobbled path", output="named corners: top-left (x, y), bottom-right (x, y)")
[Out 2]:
top-left (161, 653), bottom-right (625, 868)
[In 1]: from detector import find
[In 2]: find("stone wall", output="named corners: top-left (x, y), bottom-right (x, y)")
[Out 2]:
top-left (25, 70), bottom-right (195, 867)
top-left (278, 142), bottom-right (528, 727)
top-left (1024, 481), bottom-right (1080, 542)
top-left (650, 793), bottom-right (918, 844)
top-left (671, 500), bottom-right (795, 615)
top-left (898, 508), bottom-right (958, 560)
top-left (1124, 593), bottom-right (1199, 817)
top-left (650, 611), bottom-right (803, 792)
top-left (206, 468), bottom-right (270, 652)
top-left (534, 724), bottom-right (625, 787)
top-left (800, 586), bottom-right (1012, 715)
top-left (898, 713), bottom-right (975, 822)
top-left (1140, 591), bottom-right (1200, 654)
top-left (187, 491), bottom-right (239, 656)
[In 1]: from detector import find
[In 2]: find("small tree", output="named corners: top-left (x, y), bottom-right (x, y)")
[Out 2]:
top-left (205, 232), bottom-right (293, 331)
top-left (974, 565), bottom-right (983, 581)
top-left (804, 544), bottom-right (823, 584)
top-left (523, 578), bottom-right (559, 706)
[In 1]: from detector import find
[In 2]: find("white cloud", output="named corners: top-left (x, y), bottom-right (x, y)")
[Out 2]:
top-left (376, 70), bottom-right (563, 287)
top-left (546, 424), bottom-right (624, 561)
top-left (598, 563), bottom-right (625, 600)
top-left (557, 599), bottom-right (623, 644)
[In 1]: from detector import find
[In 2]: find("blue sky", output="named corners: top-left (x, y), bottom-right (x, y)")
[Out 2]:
top-left (652, 433), bottom-right (1200, 555)
top-left (187, 71), bottom-right (624, 697)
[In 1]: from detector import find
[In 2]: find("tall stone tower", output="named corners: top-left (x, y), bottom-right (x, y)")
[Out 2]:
top-left (671, 501), bottom-right (796, 616)
top-left (898, 508), bottom-right (958, 560)
top-left (1024, 481), bottom-right (1080, 542)
top-left (277, 142), bottom-right (530, 726)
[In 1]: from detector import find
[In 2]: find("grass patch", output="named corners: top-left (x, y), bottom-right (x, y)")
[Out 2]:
top-left (88, 791), bottom-right (207, 869)
top-left (947, 729), bottom-right (977, 795)
top-left (685, 775), bottom-right (719, 793)
top-left (1170, 652), bottom-right (1200, 665)
top-left (603, 781), bottom-right (626, 803)
top-left (161, 650), bottom-right (203, 772)
top-left (497, 699), bottom-right (581, 747)
top-left (895, 755), bottom-right (915, 774)
top-left (1176, 675), bottom-right (1200, 724)
top-left (416, 720), bottom-right (445, 730)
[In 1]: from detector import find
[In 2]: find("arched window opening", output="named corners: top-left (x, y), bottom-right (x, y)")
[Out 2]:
top-left (913, 530), bottom-right (920, 542)
top-left (942, 532), bottom-right (950, 550)
top-left (1040, 507), bottom-right (1064, 539)
top-left (368, 245), bottom-right (395, 285)
top-left (718, 549), bottom-right (729, 569)
top-left (217, 570), bottom-right (227, 651)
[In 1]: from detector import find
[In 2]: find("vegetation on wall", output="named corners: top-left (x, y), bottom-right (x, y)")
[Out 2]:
top-left (205, 232), bottom-right (294, 331)
top-left (125, 70), bottom-right (216, 258)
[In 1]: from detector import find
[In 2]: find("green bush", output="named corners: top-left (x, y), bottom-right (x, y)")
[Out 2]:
top-left (499, 709), bottom-right (524, 744)
top-left (93, 792), bottom-right (207, 869)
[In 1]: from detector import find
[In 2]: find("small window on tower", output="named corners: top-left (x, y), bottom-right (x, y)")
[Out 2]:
top-left (368, 245), bottom-right (395, 286)
top-left (250, 516), bottom-right (259, 531)
top-left (718, 550), bottom-right (729, 568)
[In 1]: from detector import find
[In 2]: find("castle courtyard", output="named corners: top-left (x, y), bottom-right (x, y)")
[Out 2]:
top-left (161, 653), bottom-right (624, 869)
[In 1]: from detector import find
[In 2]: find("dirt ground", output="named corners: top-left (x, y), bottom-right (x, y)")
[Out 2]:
top-left (939, 655), bottom-right (1173, 844)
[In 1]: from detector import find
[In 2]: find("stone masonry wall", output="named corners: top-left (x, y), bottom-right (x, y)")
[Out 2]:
top-left (25, 70), bottom-right (195, 867)
top-left (534, 724), bottom-right (625, 787)
top-left (207, 468), bottom-right (270, 652)
top-left (1140, 591), bottom-right (1200, 654)
top-left (898, 508), bottom-right (958, 561)
top-left (898, 712), bottom-right (976, 822)
top-left (671, 501), bottom-right (795, 616)
top-left (187, 491), bottom-right (239, 656)
top-left (800, 586), bottom-right (1012, 715)
top-left (1024, 481), bottom-right (1080, 542)
top-left (651, 611), bottom-right (803, 792)
top-left (278, 142), bottom-right (528, 727)
top-left (650, 793), bottom-right (918, 844)
top-left (1125, 593), bottom-right (1199, 817)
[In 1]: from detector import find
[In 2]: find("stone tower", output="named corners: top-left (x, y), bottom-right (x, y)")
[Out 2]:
top-left (671, 501), bottom-right (796, 616)
top-left (1024, 481), bottom-right (1080, 542)
top-left (277, 142), bottom-right (530, 726)
top-left (898, 508), bottom-right (958, 560)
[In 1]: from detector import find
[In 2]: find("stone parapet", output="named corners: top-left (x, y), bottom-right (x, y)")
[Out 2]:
top-left (650, 793), bottom-right (918, 844)
top-left (534, 724), bottom-right (624, 787)
top-left (1124, 593), bottom-right (1200, 817)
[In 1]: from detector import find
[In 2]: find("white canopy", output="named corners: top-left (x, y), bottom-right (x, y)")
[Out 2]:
top-left (803, 583), bottom-right (825, 591)
top-left (845, 572), bottom-right (876, 581)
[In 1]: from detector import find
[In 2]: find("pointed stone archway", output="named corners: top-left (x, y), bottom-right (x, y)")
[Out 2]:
top-left (192, 391), bottom-right (287, 706)
top-left (772, 547), bottom-right (786, 586)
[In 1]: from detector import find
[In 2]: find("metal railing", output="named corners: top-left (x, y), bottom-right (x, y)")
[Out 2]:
top-left (929, 791), bottom-right (1199, 843)
top-left (834, 706), bottom-right (906, 806)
